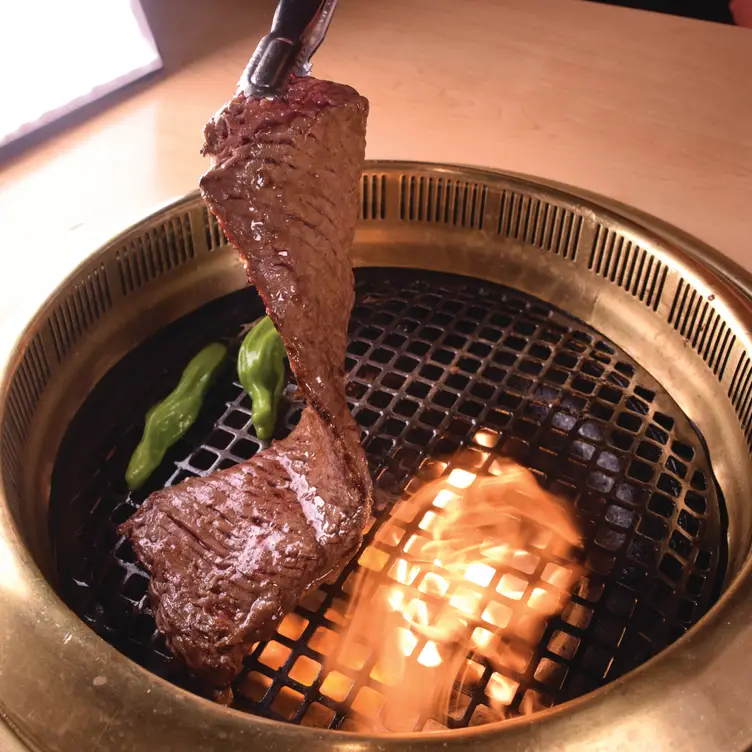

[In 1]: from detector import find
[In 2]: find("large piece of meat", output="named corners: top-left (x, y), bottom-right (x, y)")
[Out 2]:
top-left (119, 76), bottom-right (371, 688)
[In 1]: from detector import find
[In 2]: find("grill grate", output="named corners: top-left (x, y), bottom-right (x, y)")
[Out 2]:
top-left (50, 269), bottom-right (724, 731)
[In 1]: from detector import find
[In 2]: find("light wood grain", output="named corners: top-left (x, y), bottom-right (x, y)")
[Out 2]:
top-left (0, 0), bottom-right (750, 326)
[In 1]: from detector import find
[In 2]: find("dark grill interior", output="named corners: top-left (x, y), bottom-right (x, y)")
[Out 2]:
top-left (50, 268), bottom-right (725, 731)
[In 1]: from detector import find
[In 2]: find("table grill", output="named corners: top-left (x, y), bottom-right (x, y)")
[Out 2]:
top-left (2, 162), bottom-right (752, 751)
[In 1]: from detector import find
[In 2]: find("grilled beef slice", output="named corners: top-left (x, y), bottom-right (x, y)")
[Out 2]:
top-left (119, 76), bottom-right (371, 687)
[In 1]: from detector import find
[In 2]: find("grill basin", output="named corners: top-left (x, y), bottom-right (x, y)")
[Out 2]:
top-left (52, 270), bottom-right (723, 730)
top-left (2, 162), bottom-right (752, 752)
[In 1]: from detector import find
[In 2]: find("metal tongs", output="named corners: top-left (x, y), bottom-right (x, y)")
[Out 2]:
top-left (238, 0), bottom-right (339, 99)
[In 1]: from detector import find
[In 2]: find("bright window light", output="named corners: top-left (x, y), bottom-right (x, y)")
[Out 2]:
top-left (1, 0), bottom-right (162, 148)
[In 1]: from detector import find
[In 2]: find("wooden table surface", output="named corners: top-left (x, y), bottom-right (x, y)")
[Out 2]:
top-left (0, 0), bottom-right (750, 328)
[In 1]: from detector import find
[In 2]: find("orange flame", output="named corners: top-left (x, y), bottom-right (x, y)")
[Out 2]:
top-left (328, 460), bottom-right (582, 731)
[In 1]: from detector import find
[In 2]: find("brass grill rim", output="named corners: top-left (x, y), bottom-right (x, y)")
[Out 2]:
top-left (1, 161), bottom-right (752, 752)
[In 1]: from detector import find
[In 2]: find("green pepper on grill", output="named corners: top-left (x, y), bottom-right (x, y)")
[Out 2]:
top-left (237, 316), bottom-right (286, 441)
top-left (125, 342), bottom-right (227, 491)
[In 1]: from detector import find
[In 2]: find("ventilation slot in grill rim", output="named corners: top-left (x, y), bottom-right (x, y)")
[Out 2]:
top-left (19, 334), bottom-right (51, 404)
top-left (7, 335), bottom-right (50, 429)
top-left (360, 173), bottom-right (387, 221)
top-left (400, 175), bottom-right (487, 229)
top-left (116, 214), bottom-right (196, 295)
top-left (48, 266), bottom-right (112, 362)
top-left (1, 332), bottom-right (52, 507)
top-left (728, 353), bottom-right (752, 446)
top-left (588, 226), bottom-right (668, 312)
top-left (1, 402), bottom-right (24, 505)
top-left (669, 278), bottom-right (736, 381)
top-left (204, 206), bottom-right (228, 251)
top-left (497, 191), bottom-right (582, 261)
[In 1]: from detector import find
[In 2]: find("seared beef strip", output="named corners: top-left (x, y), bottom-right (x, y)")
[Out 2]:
top-left (119, 76), bottom-right (371, 687)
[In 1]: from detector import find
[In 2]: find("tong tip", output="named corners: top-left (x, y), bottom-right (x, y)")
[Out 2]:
top-left (239, 0), bottom-right (338, 99)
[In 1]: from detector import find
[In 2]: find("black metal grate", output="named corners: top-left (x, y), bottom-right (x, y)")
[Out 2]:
top-left (50, 269), bottom-right (725, 731)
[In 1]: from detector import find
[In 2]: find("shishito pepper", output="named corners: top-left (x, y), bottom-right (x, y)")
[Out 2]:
top-left (237, 316), bottom-right (286, 440)
top-left (126, 343), bottom-right (227, 490)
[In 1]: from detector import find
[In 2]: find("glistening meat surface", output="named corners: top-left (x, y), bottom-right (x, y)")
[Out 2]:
top-left (119, 76), bottom-right (371, 687)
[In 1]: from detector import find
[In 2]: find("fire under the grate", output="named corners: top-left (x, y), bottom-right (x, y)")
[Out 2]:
top-left (50, 268), bottom-right (725, 732)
